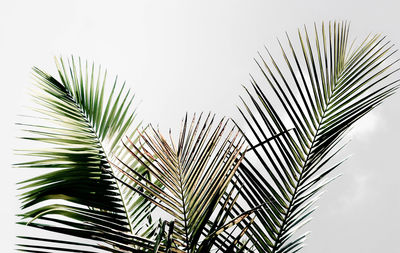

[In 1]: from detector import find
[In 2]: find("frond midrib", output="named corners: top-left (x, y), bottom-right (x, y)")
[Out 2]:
top-left (177, 160), bottom-right (190, 252)
top-left (58, 79), bottom-right (134, 234)
top-left (270, 60), bottom-right (347, 252)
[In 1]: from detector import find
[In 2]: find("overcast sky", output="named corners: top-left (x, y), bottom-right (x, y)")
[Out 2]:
top-left (1, 1), bottom-right (400, 252)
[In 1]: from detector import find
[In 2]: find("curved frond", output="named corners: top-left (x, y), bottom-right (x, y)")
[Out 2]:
top-left (234, 21), bottom-right (399, 253)
top-left (111, 113), bottom-right (252, 252)
top-left (16, 57), bottom-right (156, 252)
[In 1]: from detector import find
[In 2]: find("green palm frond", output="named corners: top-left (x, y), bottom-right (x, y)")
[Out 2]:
top-left (16, 57), bottom-right (158, 252)
top-left (110, 113), bottom-right (257, 252)
top-left (232, 21), bottom-right (399, 253)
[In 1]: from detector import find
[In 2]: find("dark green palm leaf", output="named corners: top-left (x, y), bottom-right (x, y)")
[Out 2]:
top-left (16, 57), bottom-right (158, 252)
top-left (233, 21), bottom-right (399, 253)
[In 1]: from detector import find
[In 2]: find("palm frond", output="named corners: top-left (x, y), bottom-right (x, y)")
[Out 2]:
top-left (16, 57), bottom-right (157, 252)
top-left (233, 21), bottom-right (399, 253)
top-left (110, 113), bottom-right (254, 252)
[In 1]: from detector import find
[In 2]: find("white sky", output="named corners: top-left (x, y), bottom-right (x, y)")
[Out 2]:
top-left (1, 1), bottom-right (400, 252)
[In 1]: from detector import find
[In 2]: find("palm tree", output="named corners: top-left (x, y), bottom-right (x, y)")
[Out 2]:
top-left (16, 21), bottom-right (398, 252)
